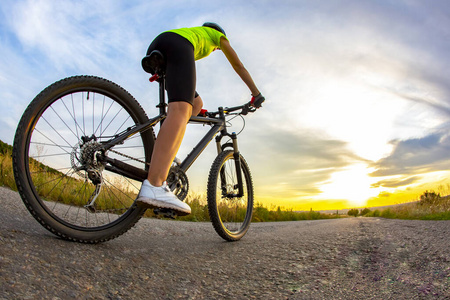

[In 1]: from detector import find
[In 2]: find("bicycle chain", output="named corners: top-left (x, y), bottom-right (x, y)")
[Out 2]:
top-left (110, 148), bottom-right (188, 201)
top-left (109, 149), bottom-right (150, 166)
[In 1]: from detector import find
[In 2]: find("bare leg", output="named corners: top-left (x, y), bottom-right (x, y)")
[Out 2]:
top-left (147, 101), bottom-right (192, 187)
top-left (192, 95), bottom-right (203, 116)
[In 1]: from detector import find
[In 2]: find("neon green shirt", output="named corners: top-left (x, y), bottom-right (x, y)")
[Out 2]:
top-left (166, 26), bottom-right (228, 61)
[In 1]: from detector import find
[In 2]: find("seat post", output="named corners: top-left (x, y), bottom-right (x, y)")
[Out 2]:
top-left (158, 76), bottom-right (167, 127)
top-left (142, 50), bottom-right (167, 127)
top-left (159, 75), bottom-right (166, 112)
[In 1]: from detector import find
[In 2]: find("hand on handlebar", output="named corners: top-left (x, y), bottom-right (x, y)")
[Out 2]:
top-left (250, 93), bottom-right (265, 108)
top-left (199, 94), bottom-right (265, 117)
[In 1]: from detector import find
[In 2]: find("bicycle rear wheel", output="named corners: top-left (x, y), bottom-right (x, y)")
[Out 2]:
top-left (13, 76), bottom-right (154, 243)
top-left (207, 150), bottom-right (254, 241)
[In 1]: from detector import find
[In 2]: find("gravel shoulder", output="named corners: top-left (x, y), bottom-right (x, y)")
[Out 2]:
top-left (0, 186), bottom-right (449, 299)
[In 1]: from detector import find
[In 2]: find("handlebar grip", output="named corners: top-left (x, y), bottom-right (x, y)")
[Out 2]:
top-left (251, 94), bottom-right (265, 108)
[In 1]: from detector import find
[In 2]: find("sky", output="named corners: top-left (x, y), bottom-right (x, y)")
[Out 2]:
top-left (1, 0), bottom-right (450, 210)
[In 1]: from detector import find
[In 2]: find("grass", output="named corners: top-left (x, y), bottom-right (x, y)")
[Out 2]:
top-left (251, 204), bottom-right (337, 222)
top-left (349, 190), bottom-right (450, 220)
top-left (1, 140), bottom-right (136, 214)
top-left (174, 195), bottom-right (338, 222)
top-left (0, 141), bottom-right (16, 190)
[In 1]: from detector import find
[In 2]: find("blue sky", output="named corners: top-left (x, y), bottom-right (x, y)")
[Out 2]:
top-left (1, 0), bottom-right (450, 209)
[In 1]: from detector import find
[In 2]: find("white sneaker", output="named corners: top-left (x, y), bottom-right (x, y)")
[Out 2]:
top-left (136, 180), bottom-right (191, 216)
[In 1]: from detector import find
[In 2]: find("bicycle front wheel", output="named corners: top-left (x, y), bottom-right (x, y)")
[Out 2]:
top-left (207, 150), bottom-right (254, 241)
top-left (13, 76), bottom-right (154, 243)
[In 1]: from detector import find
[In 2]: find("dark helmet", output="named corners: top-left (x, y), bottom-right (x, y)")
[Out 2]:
top-left (202, 22), bottom-right (226, 36)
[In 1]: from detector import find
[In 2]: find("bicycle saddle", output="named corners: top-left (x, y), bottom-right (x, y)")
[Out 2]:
top-left (141, 50), bottom-right (166, 75)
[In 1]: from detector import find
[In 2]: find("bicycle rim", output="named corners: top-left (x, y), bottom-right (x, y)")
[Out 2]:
top-left (207, 150), bottom-right (253, 241)
top-left (13, 76), bottom-right (153, 242)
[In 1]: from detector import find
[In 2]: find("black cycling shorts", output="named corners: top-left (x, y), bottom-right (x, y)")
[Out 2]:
top-left (146, 32), bottom-right (197, 106)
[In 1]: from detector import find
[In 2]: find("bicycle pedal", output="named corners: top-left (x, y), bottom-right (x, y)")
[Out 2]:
top-left (153, 208), bottom-right (177, 219)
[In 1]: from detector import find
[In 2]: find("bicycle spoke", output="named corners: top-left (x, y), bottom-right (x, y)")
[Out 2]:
top-left (92, 92), bottom-right (95, 135)
top-left (33, 165), bottom-right (75, 191)
top-left (27, 88), bottom-right (145, 227)
top-left (70, 93), bottom-right (83, 138)
top-left (33, 128), bottom-right (72, 155)
top-left (30, 141), bottom-right (73, 149)
top-left (94, 96), bottom-right (115, 138)
top-left (82, 91), bottom-right (86, 135)
top-left (49, 105), bottom-right (79, 141)
top-left (30, 152), bottom-right (71, 159)
top-left (99, 106), bottom-right (125, 137)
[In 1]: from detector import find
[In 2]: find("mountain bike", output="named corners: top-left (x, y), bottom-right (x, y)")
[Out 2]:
top-left (12, 50), bottom-right (264, 243)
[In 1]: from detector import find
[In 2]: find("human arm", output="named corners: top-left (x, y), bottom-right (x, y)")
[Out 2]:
top-left (219, 37), bottom-right (261, 97)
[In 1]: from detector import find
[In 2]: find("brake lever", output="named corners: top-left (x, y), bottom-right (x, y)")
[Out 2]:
top-left (248, 104), bottom-right (257, 114)
top-left (241, 104), bottom-right (254, 115)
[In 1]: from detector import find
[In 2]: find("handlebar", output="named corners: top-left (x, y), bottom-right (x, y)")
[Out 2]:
top-left (205, 99), bottom-right (263, 118)
top-left (225, 94), bottom-right (265, 115)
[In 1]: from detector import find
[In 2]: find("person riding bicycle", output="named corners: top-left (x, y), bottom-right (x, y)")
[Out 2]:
top-left (136, 22), bottom-right (265, 215)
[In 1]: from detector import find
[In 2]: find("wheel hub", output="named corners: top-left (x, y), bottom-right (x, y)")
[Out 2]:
top-left (71, 136), bottom-right (106, 180)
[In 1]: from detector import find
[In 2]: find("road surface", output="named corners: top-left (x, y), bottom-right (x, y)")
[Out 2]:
top-left (0, 187), bottom-right (449, 299)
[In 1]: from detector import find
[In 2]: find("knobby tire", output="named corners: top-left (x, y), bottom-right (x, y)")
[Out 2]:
top-left (13, 76), bottom-right (155, 243)
top-left (207, 150), bottom-right (254, 241)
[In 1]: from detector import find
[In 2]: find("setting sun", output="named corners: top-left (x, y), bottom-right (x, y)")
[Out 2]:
top-left (315, 164), bottom-right (379, 207)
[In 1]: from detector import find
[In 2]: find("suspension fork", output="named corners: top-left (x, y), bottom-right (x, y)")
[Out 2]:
top-left (231, 133), bottom-right (244, 197)
top-left (216, 132), bottom-right (244, 198)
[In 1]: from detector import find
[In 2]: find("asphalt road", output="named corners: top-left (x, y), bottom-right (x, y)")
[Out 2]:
top-left (1, 186), bottom-right (449, 299)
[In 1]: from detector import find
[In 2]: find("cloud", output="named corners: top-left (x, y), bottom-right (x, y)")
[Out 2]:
top-left (371, 176), bottom-right (421, 188)
top-left (252, 127), bottom-right (362, 169)
top-left (245, 124), bottom-right (366, 196)
top-left (371, 130), bottom-right (450, 177)
top-left (5, 0), bottom-right (136, 74)
top-left (385, 89), bottom-right (450, 118)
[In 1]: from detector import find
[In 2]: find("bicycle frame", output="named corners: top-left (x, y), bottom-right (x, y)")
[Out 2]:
top-left (13, 72), bottom-right (263, 243)
top-left (101, 74), bottom-right (245, 197)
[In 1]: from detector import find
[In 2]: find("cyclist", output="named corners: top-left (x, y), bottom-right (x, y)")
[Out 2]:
top-left (137, 22), bottom-right (265, 215)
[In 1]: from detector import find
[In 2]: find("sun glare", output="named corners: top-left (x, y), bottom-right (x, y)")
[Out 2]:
top-left (316, 163), bottom-right (380, 207)
top-left (293, 77), bottom-right (406, 162)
